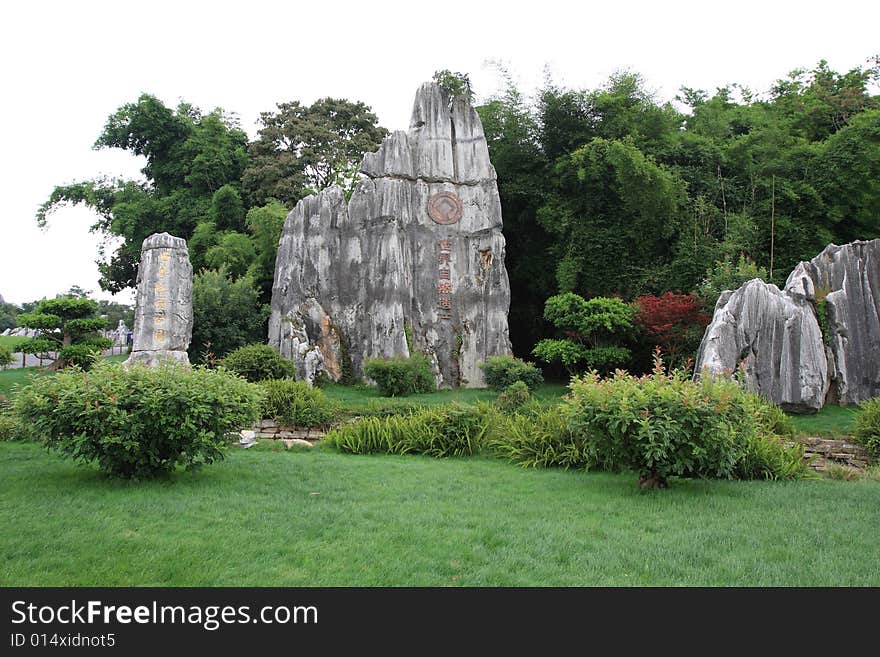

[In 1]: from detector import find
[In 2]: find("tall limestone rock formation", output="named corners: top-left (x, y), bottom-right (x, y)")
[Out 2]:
top-left (695, 238), bottom-right (880, 411)
top-left (125, 233), bottom-right (193, 367)
top-left (791, 240), bottom-right (880, 404)
top-left (269, 82), bottom-right (512, 387)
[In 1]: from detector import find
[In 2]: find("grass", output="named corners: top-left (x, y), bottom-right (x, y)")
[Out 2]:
top-left (321, 382), bottom-right (568, 415)
top-left (0, 354), bottom-right (128, 399)
top-left (1, 441), bottom-right (878, 586)
top-left (789, 404), bottom-right (860, 436)
top-left (0, 335), bottom-right (31, 350)
top-left (0, 367), bottom-right (49, 399)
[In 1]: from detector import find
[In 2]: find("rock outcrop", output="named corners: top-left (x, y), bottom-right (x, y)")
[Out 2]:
top-left (695, 238), bottom-right (880, 410)
top-left (694, 279), bottom-right (827, 412)
top-left (791, 240), bottom-right (880, 404)
top-left (269, 82), bottom-right (512, 387)
top-left (125, 233), bottom-right (193, 367)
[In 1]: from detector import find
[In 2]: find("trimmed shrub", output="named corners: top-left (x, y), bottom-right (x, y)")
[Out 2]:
top-left (854, 397), bottom-right (880, 458)
top-left (259, 379), bottom-right (338, 428)
top-left (564, 354), bottom-right (807, 487)
top-left (479, 355), bottom-right (543, 391)
top-left (325, 404), bottom-right (487, 457)
top-left (364, 354), bottom-right (435, 397)
top-left (14, 362), bottom-right (263, 478)
top-left (58, 344), bottom-right (102, 370)
top-left (496, 381), bottom-right (531, 412)
top-left (223, 343), bottom-right (295, 382)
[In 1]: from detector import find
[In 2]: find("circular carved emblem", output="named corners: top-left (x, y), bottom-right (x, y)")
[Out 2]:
top-left (427, 192), bottom-right (463, 225)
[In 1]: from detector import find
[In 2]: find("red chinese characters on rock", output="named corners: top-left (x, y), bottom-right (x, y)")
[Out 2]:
top-left (438, 240), bottom-right (453, 319)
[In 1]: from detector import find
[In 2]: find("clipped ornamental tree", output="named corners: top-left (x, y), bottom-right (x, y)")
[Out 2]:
top-left (15, 297), bottom-right (108, 370)
top-left (532, 293), bottom-right (634, 374)
top-left (15, 362), bottom-right (264, 479)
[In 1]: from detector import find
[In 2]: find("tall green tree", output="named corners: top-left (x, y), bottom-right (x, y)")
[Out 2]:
top-left (478, 67), bottom-right (554, 354)
top-left (243, 98), bottom-right (388, 207)
top-left (37, 95), bottom-right (249, 293)
top-left (538, 137), bottom-right (688, 299)
top-left (245, 199), bottom-right (289, 303)
top-left (189, 268), bottom-right (266, 363)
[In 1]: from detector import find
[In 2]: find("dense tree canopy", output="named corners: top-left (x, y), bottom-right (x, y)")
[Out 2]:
top-left (243, 98), bottom-right (388, 207)
top-left (478, 57), bottom-right (880, 355)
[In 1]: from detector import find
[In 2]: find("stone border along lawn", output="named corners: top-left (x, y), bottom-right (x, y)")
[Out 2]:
top-left (1, 440), bottom-right (878, 586)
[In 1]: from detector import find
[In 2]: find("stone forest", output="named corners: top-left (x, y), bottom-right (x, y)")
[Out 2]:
top-left (3, 59), bottom-right (880, 590)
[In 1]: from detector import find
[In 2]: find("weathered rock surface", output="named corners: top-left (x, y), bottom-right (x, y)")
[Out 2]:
top-left (694, 279), bottom-right (828, 412)
top-left (269, 83), bottom-right (512, 387)
top-left (125, 232), bottom-right (193, 367)
top-left (789, 240), bottom-right (880, 404)
top-left (695, 238), bottom-right (880, 410)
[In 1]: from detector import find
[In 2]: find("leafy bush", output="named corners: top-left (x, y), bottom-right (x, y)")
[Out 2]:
top-left (0, 344), bottom-right (12, 368)
top-left (363, 354), bottom-right (436, 397)
top-left (58, 344), bottom-right (102, 370)
top-left (479, 355), bottom-right (543, 391)
top-left (325, 404), bottom-right (487, 457)
top-left (489, 407), bottom-right (590, 470)
top-left (14, 362), bottom-right (263, 478)
top-left (496, 381), bottom-right (532, 412)
top-left (634, 292), bottom-right (708, 368)
top-left (854, 397), bottom-right (880, 458)
top-left (259, 379), bottom-right (338, 428)
top-left (564, 353), bottom-right (807, 487)
top-left (222, 343), bottom-right (295, 382)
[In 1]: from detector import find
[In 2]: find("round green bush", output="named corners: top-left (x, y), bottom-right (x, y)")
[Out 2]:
top-left (58, 343), bottom-right (103, 370)
top-left (259, 379), bottom-right (338, 428)
top-left (495, 380), bottom-right (532, 412)
top-left (854, 397), bottom-right (880, 458)
top-left (222, 343), bottom-right (296, 382)
top-left (14, 362), bottom-right (264, 478)
top-left (479, 355), bottom-right (543, 391)
top-left (363, 354), bottom-right (436, 397)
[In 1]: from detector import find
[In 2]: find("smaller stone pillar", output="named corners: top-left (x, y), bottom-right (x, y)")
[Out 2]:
top-left (125, 232), bottom-right (193, 367)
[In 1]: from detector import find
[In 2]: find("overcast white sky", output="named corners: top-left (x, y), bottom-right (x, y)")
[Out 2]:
top-left (1, 0), bottom-right (877, 305)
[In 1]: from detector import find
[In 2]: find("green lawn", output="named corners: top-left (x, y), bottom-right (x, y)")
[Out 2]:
top-left (0, 354), bottom-right (128, 399)
top-left (0, 366), bottom-right (49, 399)
top-left (789, 404), bottom-right (861, 436)
top-left (0, 335), bottom-right (31, 350)
top-left (1, 441), bottom-right (878, 586)
top-left (321, 381), bottom-right (568, 413)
